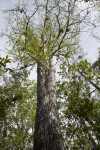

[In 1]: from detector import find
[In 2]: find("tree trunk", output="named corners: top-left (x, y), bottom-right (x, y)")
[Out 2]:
top-left (33, 61), bottom-right (64, 150)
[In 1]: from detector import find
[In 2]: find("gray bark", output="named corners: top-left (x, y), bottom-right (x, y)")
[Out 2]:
top-left (33, 61), bottom-right (64, 150)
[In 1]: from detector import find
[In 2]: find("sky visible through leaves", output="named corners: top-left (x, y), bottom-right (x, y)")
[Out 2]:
top-left (0, 0), bottom-right (100, 80)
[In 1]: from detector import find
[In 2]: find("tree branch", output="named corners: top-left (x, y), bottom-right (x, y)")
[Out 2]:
top-left (78, 70), bottom-right (100, 92)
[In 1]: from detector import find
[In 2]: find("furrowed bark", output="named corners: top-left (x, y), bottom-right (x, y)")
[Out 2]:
top-left (34, 61), bottom-right (64, 150)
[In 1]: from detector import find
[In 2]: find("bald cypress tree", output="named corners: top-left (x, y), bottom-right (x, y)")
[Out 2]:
top-left (5, 0), bottom-right (89, 149)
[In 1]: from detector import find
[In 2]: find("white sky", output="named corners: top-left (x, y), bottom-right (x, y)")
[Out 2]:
top-left (0, 0), bottom-right (100, 80)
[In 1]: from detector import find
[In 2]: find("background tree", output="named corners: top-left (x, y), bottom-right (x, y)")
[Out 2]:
top-left (57, 52), bottom-right (100, 149)
top-left (0, 67), bottom-right (36, 149)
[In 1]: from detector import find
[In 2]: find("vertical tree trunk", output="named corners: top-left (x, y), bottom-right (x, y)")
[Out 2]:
top-left (34, 61), bottom-right (64, 150)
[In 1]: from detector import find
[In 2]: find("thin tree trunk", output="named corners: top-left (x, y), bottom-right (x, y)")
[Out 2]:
top-left (34, 61), bottom-right (64, 150)
top-left (80, 118), bottom-right (97, 149)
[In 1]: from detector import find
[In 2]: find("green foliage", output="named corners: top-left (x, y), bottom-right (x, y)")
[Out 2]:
top-left (0, 69), bottom-right (36, 149)
top-left (0, 56), bottom-right (11, 68)
top-left (57, 57), bottom-right (100, 149)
